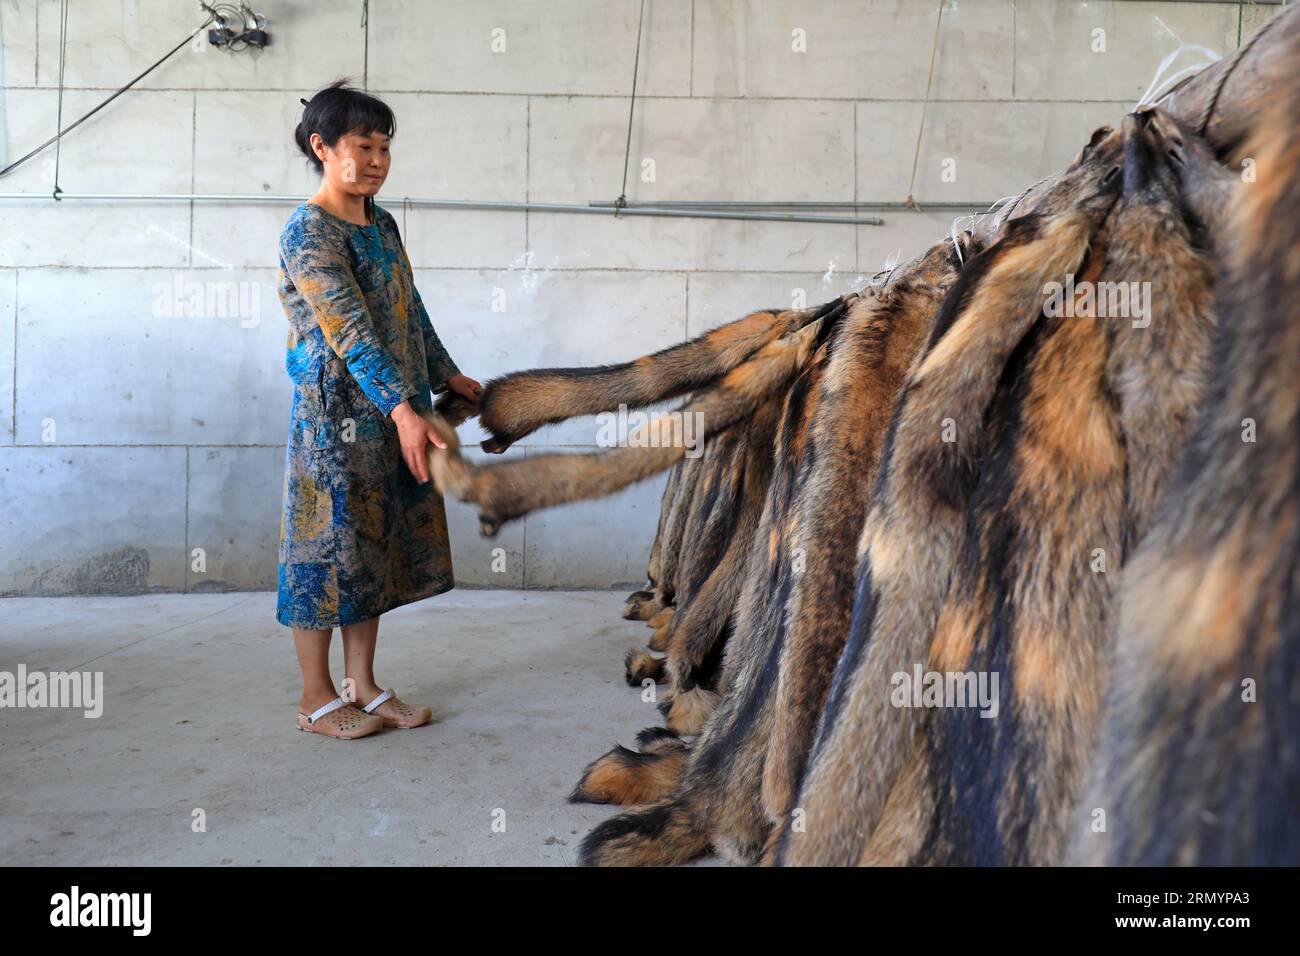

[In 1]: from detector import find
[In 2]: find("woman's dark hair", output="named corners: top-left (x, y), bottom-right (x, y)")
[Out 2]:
top-left (293, 79), bottom-right (396, 175)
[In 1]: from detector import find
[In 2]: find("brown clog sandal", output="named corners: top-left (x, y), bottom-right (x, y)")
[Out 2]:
top-left (360, 689), bottom-right (431, 729)
top-left (296, 697), bottom-right (383, 739)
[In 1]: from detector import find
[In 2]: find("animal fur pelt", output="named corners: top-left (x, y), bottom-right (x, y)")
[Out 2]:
top-left (617, 304), bottom-right (857, 735)
top-left (429, 306), bottom-right (857, 732)
top-left (632, 450), bottom-right (708, 631)
top-left (776, 106), bottom-right (1245, 866)
top-left (425, 312), bottom-right (832, 535)
top-left (574, 232), bottom-right (976, 864)
top-left (621, 391), bottom-right (785, 731)
top-left (434, 299), bottom-right (850, 452)
top-left (621, 458), bottom-right (685, 620)
top-left (427, 6), bottom-right (1297, 867)
top-left (1070, 39), bottom-right (1300, 867)
top-left (775, 132), bottom-right (1125, 865)
top-left (572, 290), bottom-right (852, 847)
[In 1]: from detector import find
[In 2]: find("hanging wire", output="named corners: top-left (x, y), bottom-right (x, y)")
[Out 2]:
top-left (904, 0), bottom-right (945, 210)
top-left (615, 0), bottom-right (648, 216)
top-left (52, 0), bottom-right (70, 199)
top-left (0, 12), bottom-right (216, 181)
top-left (362, 0), bottom-right (370, 89)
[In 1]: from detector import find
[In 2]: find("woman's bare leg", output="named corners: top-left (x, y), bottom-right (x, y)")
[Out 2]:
top-left (293, 627), bottom-right (338, 714)
top-left (341, 615), bottom-right (384, 706)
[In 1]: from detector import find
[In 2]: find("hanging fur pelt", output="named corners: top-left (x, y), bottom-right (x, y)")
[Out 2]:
top-left (424, 8), bottom-right (1297, 867)
top-left (426, 300), bottom-right (857, 731)
top-left (776, 105), bottom-right (1244, 867)
top-left (433, 299), bottom-right (846, 451)
top-left (572, 231), bottom-right (976, 863)
top-left (1070, 37), bottom-right (1300, 868)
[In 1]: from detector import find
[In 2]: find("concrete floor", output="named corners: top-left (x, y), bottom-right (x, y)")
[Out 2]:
top-left (0, 588), bottom-right (691, 866)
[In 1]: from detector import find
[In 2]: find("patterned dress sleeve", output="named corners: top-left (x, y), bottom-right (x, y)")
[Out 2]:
top-left (280, 224), bottom-right (419, 417)
top-left (400, 242), bottom-right (462, 393)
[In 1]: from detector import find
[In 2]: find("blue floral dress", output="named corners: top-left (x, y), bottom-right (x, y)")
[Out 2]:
top-left (275, 201), bottom-right (459, 628)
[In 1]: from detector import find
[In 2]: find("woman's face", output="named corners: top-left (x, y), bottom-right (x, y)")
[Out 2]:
top-left (312, 128), bottom-right (391, 196)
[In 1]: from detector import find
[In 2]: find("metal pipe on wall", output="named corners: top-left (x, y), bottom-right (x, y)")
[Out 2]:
top-left (588, 199), bottom-right (995, 211)
top-left (0, 193), bottom-right (888, 226)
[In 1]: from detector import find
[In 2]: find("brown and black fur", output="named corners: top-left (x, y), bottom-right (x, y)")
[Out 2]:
top-left (889, 110), bottom-right (1225, 867)
top-left (778, 106), bottom-right (1242, 866)
top-left (432, 311), bottom-right (864, 766)
top-left (426, 318), bottom-right (826, 536)
top-left (435, 302), bottom-right (845, 452)
top-left (777, 133), bottom-right (1128, 866)
top-left (623, 454), bottom-right (721, 688)
top-left (622, 458), bottom-right (686, 620)
top-left (1073, 43), bottom-right (1299, 867)
top-left (760, 240), bottom-right (969, 828)
top-left (620, 404), bottom-right (764, 728)
top-left (575, 235), bottom-right (972, 864)
top-left (650, 453), bottom-right (705, 614)
top-left (629, 446), bottom-right (711, 642)
top-left (637, 448), bottom-right (710, 653)
top-left (431, 308), bottom-right (859, 737)
top-left (630, 430), bottom-right (744, 688)
top-left (424, 18), bottom-right (1295, 865)
top-left (654, 389), bottom-right (789, 733)
top-left (569, 727), bottom-right (690, 806)
top-left (613, 316), bottom-right (851, 738)
top-left (568, 304), bottom-right (856, 806)
top-left (576, 302), bottom-right (843, 862)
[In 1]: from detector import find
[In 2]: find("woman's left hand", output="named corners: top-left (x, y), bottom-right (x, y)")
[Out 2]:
top-left (447, 374), bottom-right (483, 401)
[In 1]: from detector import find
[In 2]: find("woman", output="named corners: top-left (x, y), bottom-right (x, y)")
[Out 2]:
top-left (277, 80), bottom-right (481, 739)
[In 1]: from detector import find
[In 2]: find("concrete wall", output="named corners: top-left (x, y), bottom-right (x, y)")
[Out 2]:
top-left (0, 0), bottom-right (1279, 595)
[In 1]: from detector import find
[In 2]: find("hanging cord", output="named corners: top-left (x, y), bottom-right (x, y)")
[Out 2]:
top-left (1135, 43), bottom-right (1221, 110)
top-left (614, 0), bottom-right (648, 216)
top-left (0, 11), bottom-right (216, 182)
top-left (361, 0), bottom-right (370, 90)
top-left (52, 0), bottom-right (69, 199)
top-left (904, 0), bottom-right (945, 211)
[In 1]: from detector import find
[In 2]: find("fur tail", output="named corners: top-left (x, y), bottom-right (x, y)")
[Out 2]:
top-left (622, 590), bottom-right (660, 620)
top-left (570, 731), bottom-right (688, 806)
top-left (432, 390), bottom-right (478, 426)
top-left (454, 296), bottom-right (854, 452)
top-left (579, 797), bottom-right (711, 866)
top-left (624, 647), bottom-right (666, 685)
top-left (427, 317), bottom-right (826, 535)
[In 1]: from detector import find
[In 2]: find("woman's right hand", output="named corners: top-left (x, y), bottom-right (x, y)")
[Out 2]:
top-left (390, 400), bottom-right (446, 483)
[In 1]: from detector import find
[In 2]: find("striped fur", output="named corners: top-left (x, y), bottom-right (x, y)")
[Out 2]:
top-left (569, 731), bottom-right (689, 806)
top-left (779, 133), bottom-right (1126, 866)
top-left (577, 235), bottom-right (972, 864)
top-left (579, 318), bottom-right (838, 862)
top-left (622, 458), bottom-right (688, 619)
top-left (435, 300), bottom-right (846, 452)
top-left (872, 109), bottom-right (1221, 867)
top-left (426, 318), bottom-right (827, 536)
top-left (571, 310), bottom-right (854, 810)
top-left (1073, 42), bottom-right (1300, 867)
top-left (422, 22), bottom-right (1295, 866)
top-left (651, 455), bottom-right (703, 611)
